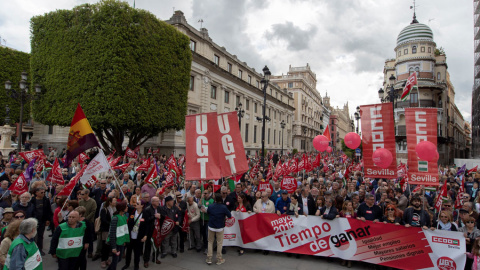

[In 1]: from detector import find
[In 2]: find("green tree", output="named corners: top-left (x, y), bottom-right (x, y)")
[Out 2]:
top-left (341, 139), bottom-right (362, 158)
top-left (0, 47), bottom-right (31, 125)
top-left (30, 0), bottom-right (192, 154)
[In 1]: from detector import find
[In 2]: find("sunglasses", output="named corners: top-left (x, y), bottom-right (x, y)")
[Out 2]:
top-left (440, 216), bottom-right (448, 218)
top-left (101, 183), bottom-right (107, 185)
top-left (14, 215), bottom-right (25, 219)
top-left (443, 205), bottom-right (451, 207)
top-left (80, 193), bottom-right (85, 195)
top-left (467, 221), bottom-right (476, 224)
top-left (387, 208), bottom-right (395, 211)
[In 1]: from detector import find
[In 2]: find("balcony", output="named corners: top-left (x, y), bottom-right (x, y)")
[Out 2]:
top-left (476, 53), bottom-right (480, 66)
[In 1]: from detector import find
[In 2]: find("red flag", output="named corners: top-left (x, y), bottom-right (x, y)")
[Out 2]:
top-left (153, 216), bottom-right (174, 246)
top-left (106, 150), bottom-right (116, 161)
top-left (19, 149), bottom-right (46, 164)
top-left (36, 158), bottom-right (53, 173)
top-left (134, 146), bottom-right (140, 153)
top-left (178, 155), bottom-right (186, 167)
top-left (273, 161), bottom-right (283, 181)
top-left (258, 180), bottom-right (273, 192)
top-left (57, 166), bottom-right (86, 196)
top-left (249, 163), bottom-right (259, 179)
top-left (136, 157), bottom-right (151, 172)
top-left (112, 162), bottom-right (131, 172)
top-left (47, 158), bottom-right (65, 185)
top-left (78, 152), bottom-right (89, 164)
top-left (312, 154), bottom-right (321, 169)
top-left (125, 147), bottom-right (138, 159)
top-left (434, 183), bottom-right (448, 211)
top-left (109, 156), bottom-right (122, 167)
top-left (281, 176), bottom-right (297, 194)
top-left (8, 173), bottom-right (28, 195)
top-left (412, 185), bottom-right (422, 194)
top-left (323, 125), bottom-right (331, 141)
top-left (181, 211), bottom-right (190, 233)
top-left (266, 163), bottom-right (273, 181)
top-left (468, 165), bottom-right (478, 175)
top-left (164, 171), bottom-right (175, 187)
top-left (455, 177), bottom-right (465, 209)
top-left (289, 159), bottom-right (298, 174)
top-left (202, 183), bottom-right (221, 193)
top-left (153, 148), bottom-right (160, 154)
top-left (304, 155), bottom-right (313, 172)
top-left (147, 148), bottom-right (152, 155)
top-left (144, 166), bottom-right (158, 186)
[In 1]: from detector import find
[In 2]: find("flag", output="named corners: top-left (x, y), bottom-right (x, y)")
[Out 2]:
top-left (65, 104), bottom-right (100, 168)
top-left (181, 211), bottom-right (190, 233)
top-left (79, 150), bottom-right (110, 184)
top-left (153, 148), bottom-right (160, 154)
top-left (134, 146), bottom-right (140, 153)
top-left (249, 163), bottom-right (259, 179)
top-left (147, 148), bottom-right (152, 155)
top-left (78, 152), bottom-right (89, 164)
top-left (112, 162), bottom-right (131, 172)
top-left (164, 171), bottom-right (175, 187)
top-left (47, 158), bottom-right (65, 185)
top-left (125, 147), bottom-right (138, 159)
top-left (109, 156), bottom-right (122, 167)
top-left (434, 182), bottom-right (448, 211)
top-left (266, 163), bottom-right (273, 181)
top-left (83, 175), bottom-right (97, 189)
top-left (153, 216), bottom-right (174, 246)
top-left (323, 125), bottom-right (331, 141)
top-left (412, 185), bottom-right (422, 194)
top-left (273, 161), bottom-right (283, 181)
top-left (8, 173), bottom-right (28, 195)
top-left (468, 165), bottom-right (478, 175)
top-left (144, 166), bottom-right (158, 186)
top-left (36, 158), bottom-right (53, 173)
top-left (19, 149), bottom-right (46, 164)
top-left (227, 174), bottom-right (242, 191)
top-left (455, 176), bottom-right (465, 209)
top-left (201, 183), bottom-right (221, 193)
top-left (288, 159), bottom-right (298, 174)
top-left (24, 157), bottom-right (37, 183)
top-left (136, 157), bottom-right (151, 172)
top-left (457, 164), bottom-right (466, 177)
top-left (400, 72), bottom-right (417, 101)
top-left (178, 155), bottom-right (186, 167)
top-left (106, 150), bottom-right (116, 161)
top-left (57, 166), bottom-right (86, 196)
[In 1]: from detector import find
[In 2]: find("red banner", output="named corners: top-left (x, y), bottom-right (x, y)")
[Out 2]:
top-left (19, 149), bottom-right (46, 163)
top-left (281, 176), bottom-right (297, 194)
top-left (405, 108), bottom-right (439, 186)
top-left (360, 103), bottom-right (397, 178)
top-left (224, 213), bottom-right (466, 269)
top-left (185, 112), bottom-right (248, 180)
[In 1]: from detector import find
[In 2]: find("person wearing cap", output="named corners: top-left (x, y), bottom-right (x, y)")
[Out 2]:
top-left (0, 208), bottom-right (14, 232)
top-left (174, 191), bottom-right (187, 253)
top-left (160, 195), bottom-right (181, 259)
top-left (275, 191), bottom-right (291, 216)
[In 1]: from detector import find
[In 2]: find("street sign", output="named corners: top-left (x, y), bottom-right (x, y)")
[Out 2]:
top-left (355, 148), bottom-right (361, 157)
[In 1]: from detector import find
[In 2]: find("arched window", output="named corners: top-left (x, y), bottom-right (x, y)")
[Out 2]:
top-left (412, 46), bottom-right (417, 54)
top-left (415, 67), bottom-right (420, 77)
top-left (409, 67), bottom-right (414, 75)
top-left (437, 72), bottom-right (441, 80)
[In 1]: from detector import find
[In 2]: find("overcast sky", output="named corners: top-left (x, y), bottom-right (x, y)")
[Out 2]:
top-left (0, 0), bottom-right (474, 121)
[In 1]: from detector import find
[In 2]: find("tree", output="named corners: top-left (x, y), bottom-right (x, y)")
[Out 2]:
top-left (340, 139), bottom-right (362, 158)
top-left (0, 47), bottom-right (31, 125)
top-left (30, 0), bottom-right (192, 154)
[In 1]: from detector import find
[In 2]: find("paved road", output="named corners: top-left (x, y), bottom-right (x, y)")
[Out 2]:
top-left (42, 236), bottom-right (378, 270)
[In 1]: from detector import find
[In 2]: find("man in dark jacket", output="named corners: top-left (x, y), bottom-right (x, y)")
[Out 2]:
top-left (142, 196), bottom-right (161, 267)
top-left (160, 196), bottom-right (180, 259)
top-left (174, 191), bottom-right (188, 253)
top-left (12, 192), bottom-right (34, 218)
top-left (403, 195), bottom-right (432, 229)
top-left (356, 194), bottom-right (382, 222)
top-left (298, 187), bottom-right (316, 215)
top-left (30, 186), bottom-right (53, 255)
top-left (206, 194), bottom-right (231, 266)
top-left (319, 198), bottom-right (338, 220)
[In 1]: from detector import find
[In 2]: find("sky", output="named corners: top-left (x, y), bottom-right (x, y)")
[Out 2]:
top-left (0, 0), bottom-right (474, 121)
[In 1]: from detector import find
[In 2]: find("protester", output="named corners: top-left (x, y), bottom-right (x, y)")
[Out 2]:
top-left (459, 214), bottom-right (480, 269)
top-left (253, 192), bottom-right (275, 214)
top-left (75, 206), bottom-right (94, 270)
top-left (0, 220), bottom-right (21, 268)
top-left (403, 196), bottom-right (432, 229)
top-left (123, 200), bottom-right (146, 270)
top-left (357, 194), bottom-right (382, 222)
top-left (108, 201), bottom-right (129, 270)
top-left (142, 195), bottom-right (161, 267)
top-left (100, 197), bottom-right (116, 268)
top-left (186, 196), bottom-right (201, 252)
top-left (318, 197), bottom-right (338, 220)
top-left (382, 204), bottom-right (401, 225)
top-left (466, 238), bottom-right (480, 270)
top-left (4, 218), bottom-right (42, 270)
top-left (205, 194), bottom-right (231, 265)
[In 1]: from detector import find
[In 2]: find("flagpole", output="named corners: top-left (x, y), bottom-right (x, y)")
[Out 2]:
top-left (109, 167), bottom-right (128, 204)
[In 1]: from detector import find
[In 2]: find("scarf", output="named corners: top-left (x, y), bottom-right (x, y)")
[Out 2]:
top-left (438, 220), bottom-right (452, 231)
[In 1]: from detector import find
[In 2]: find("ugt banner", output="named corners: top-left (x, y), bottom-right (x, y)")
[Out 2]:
top-left (185, 112), bottom-right (249, 181)
top-left (360, 103), bottom-right (397, 179)
top-left (405, 108), bottom-right (439, 186)
top-left (224, 212), bottom-right (465, 270)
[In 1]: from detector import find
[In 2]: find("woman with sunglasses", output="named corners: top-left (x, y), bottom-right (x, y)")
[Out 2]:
top-left (459, 214), bottom-right (480, 270)
top-left (435, 210), bottom-right (458, 231)
top-left (382, 204), bottom-right (401, 225)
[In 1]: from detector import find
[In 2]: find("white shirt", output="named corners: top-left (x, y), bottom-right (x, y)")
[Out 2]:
top-left (302, 196), bottom-right (309, 215)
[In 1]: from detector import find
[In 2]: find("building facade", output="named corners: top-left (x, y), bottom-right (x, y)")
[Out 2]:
top-left (473, 0), bottom-right (480, 158)
top-left (323, 94), bottom-right (355, 150)
top-left (31, 11), bottom-right (296, 156)
top-left (270, 64), bottom-right (330, 152)
top-left (383, 15), bottom-right (468, 165)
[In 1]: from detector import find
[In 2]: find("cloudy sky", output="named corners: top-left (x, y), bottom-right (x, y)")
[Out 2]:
top-left (0, 0), bottom-right (474, 121)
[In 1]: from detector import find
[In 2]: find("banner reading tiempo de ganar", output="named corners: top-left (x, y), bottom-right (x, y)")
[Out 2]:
top-left (360, 103), bottom-right (397, 179)
top-left (405, 108), bottom-right (439, 186)
top-left (223, 212), bottom-right (466, 270)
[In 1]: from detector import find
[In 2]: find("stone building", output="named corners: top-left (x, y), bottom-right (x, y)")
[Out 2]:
top-left (472, 0), bottom-right (480, 158)
top-left (270, 64), bottom-right (330, 152)
top-left (323, 94), bottom-right (355, 150)
top-left (382, 14), bottom-right (468, 165)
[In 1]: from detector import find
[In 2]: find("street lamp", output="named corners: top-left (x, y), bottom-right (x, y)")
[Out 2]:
top-left (235, 102), bottom-right (245, 130)
top-left (260, 65), bottom-right (271, 169)
top-left (280, 120), bottom-right (286, 155)
top-left (354, 106), bottom-right (360, 134)
top-left (5, 71), bottom-right (41, 152)
top-left (378, 74), bottom-right (398, 135)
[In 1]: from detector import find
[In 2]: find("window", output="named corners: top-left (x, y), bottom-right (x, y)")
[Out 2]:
top-left (236, 95), bottom-right (240, 107)
top-left (256, 80), bottom-right (260, 88)
top-left (48, 125), bottom-right (53, 134)
top-left (274, 130), bottom-right (276, 144)
top-left (274, 110), bottom-right (276, 119)
top-left (421, 47), bottom-right (425, 52)
top-left (190, 40), bottom-right (196, 52)
top-left (227, 63), bottom-right (232, 73)
top-left (268, 108), bottom-right (271, 117)
top-left (254, 102), bottom-right (258, 113)
top-left (398, 51), bottom-right (401, 57)
top-left (189, 76), bottom-right (194, 91)
top-left (224, 91), bottom-right (230, 103)
top-left (210, 85), bottom-right (217, 99)
top-left (238, 69), bottom-right (243, 78)
top-left (404, 49), bottom-right (408, 55)
top-left (410, 92), bottom-right (418, 106)
top-left (301, 140), bottom-right (305, 150)
top-left (412, 46), bottom-right (417, 54)
top-left (254, 125), bottom-right (257, 143)
top-left (248, 75), bottom-right (252, 84)
top-left (288, 82), bottom-right (293, 88)
top-left (331, 120), bottom-right (334, 124)
top-left (246, 100), bottom-right (250, 110)
top-left (428, 47), bottom-right (431, 53)
top-left (214, 54), bottom-right (220, 65)
top-left (415, 67), bottom-right (419, 76)
top-left (268, 128), bottom-right (270, 144)
top-left (245, 124), bottom-right (249, 142)
top-left (409, 67), bottom-right (414, 75)
top-left (437, 72), bottom-right (441, 80)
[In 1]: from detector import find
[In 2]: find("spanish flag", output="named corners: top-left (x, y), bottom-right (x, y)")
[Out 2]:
top-left (64, 104), bottom-right (100, 168)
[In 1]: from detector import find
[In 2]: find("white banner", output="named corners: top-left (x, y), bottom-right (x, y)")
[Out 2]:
top-left (79, 150), bottom-right (110, 184)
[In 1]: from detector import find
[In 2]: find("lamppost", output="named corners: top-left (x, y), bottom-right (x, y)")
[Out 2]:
top-left (260, 65), bottom-right (271, 169)
top-left (378, 74), bottom-right (399, 108)
top-left (280, 120), bottom-right (286, 155)
top-left (354, 106), bottom-right (360, 134)
top-left (5, 71), bottom-right (41, 152)
top-left (235, 102), bottom-right (245, 130)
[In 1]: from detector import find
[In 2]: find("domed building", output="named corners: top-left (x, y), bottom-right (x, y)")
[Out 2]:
top-left (381, 14), bottom-right (468, 165)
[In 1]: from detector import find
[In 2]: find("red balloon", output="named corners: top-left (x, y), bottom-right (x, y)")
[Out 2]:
top-left (313, 135), bottom-right (329, 152)
top-left (326, 146), bottom-right (332, 153)
top-left (415, 141), bottom-right (437, 161)
top-left (372, 148), bottom-right (393, 169)
top-left (344, 132), bottom-right (361, 150)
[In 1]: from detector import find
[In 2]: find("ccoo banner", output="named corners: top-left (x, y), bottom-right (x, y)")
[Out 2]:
top-left (223, 212), bottom-right (466, 270)
top-left (185, 112), bottom-right (248, 181)
top-left (360, 103), bottom-right (397, 179)
top-left (405, 108), bottom-right (439, 186)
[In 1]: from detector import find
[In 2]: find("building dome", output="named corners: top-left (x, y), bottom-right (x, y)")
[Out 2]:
top-left (396, 22), bottom-right (434, 46)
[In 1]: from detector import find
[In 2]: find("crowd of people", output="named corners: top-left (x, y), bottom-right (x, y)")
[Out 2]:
top-left (0, 146), bottom-right (477, 270)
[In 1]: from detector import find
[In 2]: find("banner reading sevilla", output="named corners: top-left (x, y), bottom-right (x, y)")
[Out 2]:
top-left (405, 108), bottom-right (439, 186)
top-left (185, 112), bottom-right (249, 180)
top-left (360, 103), bottom-right (397, 179)
top-left (224, 212), bottom-right (466, 270)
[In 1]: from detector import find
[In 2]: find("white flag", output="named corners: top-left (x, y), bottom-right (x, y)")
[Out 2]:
top-left (80, 150), bottom-right (110, 184)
